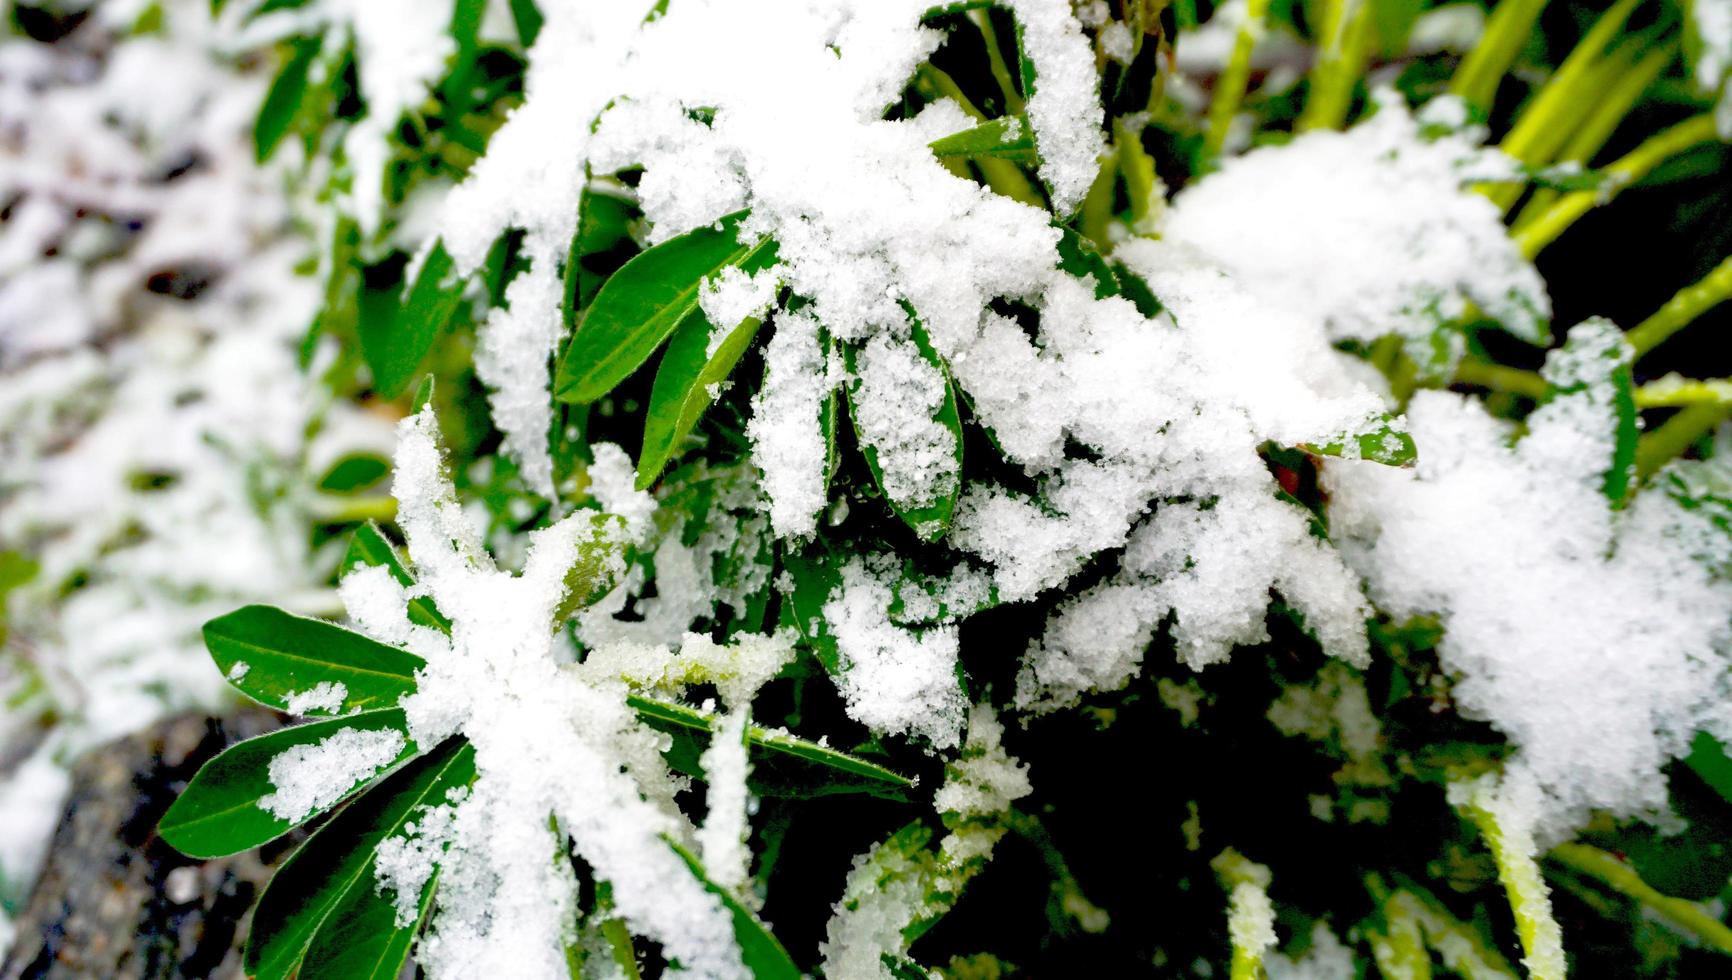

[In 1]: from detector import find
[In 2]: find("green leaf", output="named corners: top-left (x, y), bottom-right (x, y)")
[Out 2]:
top-left (341, 523), bottom-right (451, 632)
top-left (159, 710), bottom-right (418, 859)
top-left (203, 605), bottom-right (424, 716)
top-left (254, 34), bottom-right (322, 163)
top-left (1056, 225), bottom-right (1120, 300)
top-left (844, 316), bottom-right (964, 542)
top-left (666, 840), bottom-right (802, 980)
top-left (554, 211), bottom-right (766, 404)
top-left (552, 512), bottom-right (630, 623)
top-left (637, 295), bottom-right (775, 488)
top-left (928, 114), bottom-right (1036, 163)
top-left (1300, 416), bottom-right (1418, 467)
top-left (564, 184), bottom-right (640, 323)
top-left (781, 553), bottom-right (841, 672)
top-left (360, 241), bottom-right (467, 400)
top-left (1539, 318), bottom-right (1638, 507)
top-left (318, 453), bottom-right (390, 493)
top-left (245, 737), bottom-right (474, 980)
top-left (508, 0), bottom-right (544, 46)
top-left (1686, 731), bottom-right (1732, 805)
top-left (627, 694), bottom-right (914, 798)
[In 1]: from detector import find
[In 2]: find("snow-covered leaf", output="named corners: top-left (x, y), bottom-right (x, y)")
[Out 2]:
top-left (245, 738), bottom-right (474, 980)
top-left (158, 710), bottom-right (419, 859)
top-left (638, 309), bottom-right (767, 489)
top-left (629, 694), bottom-right (915, 799)
top-left (1300, 417), bottom-right (1419, 467)
top-left (203, 605), bottom-right (425, 715)
top-left (342, 522), bottom-right (451, 632)
top-left (844, 316), bottom-right (964, 542)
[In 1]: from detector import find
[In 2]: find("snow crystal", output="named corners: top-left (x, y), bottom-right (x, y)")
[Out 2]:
top-left (1694, 0), bottom-right (1732, 138)
top-left (1266, 923), bottom-right (1355, 980)
top-left (999, 0), bottom-right (1108, 210)
top-left (586, 442), bottom-right (658, 544)
top-left (382, 409), bottom-right (747, 979)
top-left (1325, 329), bottom-right (1732, 832)
top-left (376, 788), bottom-right (466, 927)
top-left (748, 310), bottom-right (834, 539)
top-left (226, 661), bottom-right (251, 682)
top-left (700, 265), bottom-right (783, 358)
top-left (823, 558), bottom-right (968, 749)
top-left (849, 330), bottom-right (958, 512)
top-left (1158, 90), bottom-right (1550, 362)
top-left (473, 261), bottom-right (565, 497)
top-left (259, 726), bottom-right (407, 823)
top-left (283, 681), bottom-right (349, 717)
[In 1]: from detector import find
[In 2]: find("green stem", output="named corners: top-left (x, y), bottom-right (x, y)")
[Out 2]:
top-left (1450, 0), bottom-right (1554, 111)
top-left (1636, 402), bottom-right (1732, 477)
top-left (1212, 848), bottom-right (1275, 980)
top-left (1514, 114), bottom-right (1719, 258)
top-left (1510, 43), bottom-right (1674, 229)
top-left (1493, 0), bottom-right (1643, 171)
top-left (1549, 842), bottom-right (1732, 954)
top-left (1626, 253), bottom-right (1732, 356)
top-left (1205, 0), bottom-right (1271, 157)
top-left (1297, 0), bottom-right (1373, 131)
top-left (1454, 360), bottom-right (1550, 400)
top-left (968, 8), bottom-right (1025, 115)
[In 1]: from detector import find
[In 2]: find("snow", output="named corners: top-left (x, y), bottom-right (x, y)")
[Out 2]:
top-left (283, 681), bottom-right (349, 717)
top-left (824, 558), bottom-right (969, 749)
top-left (1157, 90), bottom-right (1550, 372)
top-left (748, 310), bottom-right (834, 539)
top-left (358, 408), bottom-right (747, 979)
top-left (259, 725), bottom-right (407, 823)
top-left (819, 703), bottom-right (1030, 978)
top-left (0, 0), bottom-right (395, 914)
top-left (1694, 0), bottom-right (1732, 137)
top-left (1326, 328), bottom-right (1732, 832)
top-left (586, 443), bottom-right (658, 544)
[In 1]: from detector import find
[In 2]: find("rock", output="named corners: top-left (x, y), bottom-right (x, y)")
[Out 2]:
top-left (1, 711), bottom-right (300, 979)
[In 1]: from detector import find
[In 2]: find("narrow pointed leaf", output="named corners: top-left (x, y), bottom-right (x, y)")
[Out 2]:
top-left (245, 738), bottom-right (474, 980)
top-left (666, 840), bottom-right (802, 980)
top-left (204, 605), bottom-right (425, 715)
top-left (254, 33), bottom-right (321, 163)
top-left (627, 694), bottom-right (913, 797)
top-left (554, 210), bottom-right (763, 404)
top-left (360, 240), bottom-right (466, 399)
top-left (844, 317), bottom-right (963, 541)
top-left (158, 710), bottom-right (417, 859)
top-left (928, 114), bottom-right (1036, 163)
top-left (341, 522), bottom-right (451, 632)
top-left (638, 313), bottom-right (764, 488)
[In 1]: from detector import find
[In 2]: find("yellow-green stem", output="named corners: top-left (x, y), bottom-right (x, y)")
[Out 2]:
top-left (1451, 0), bottom-right (1554, 111)
top-left (1636, 378), bottom-right (1732, 408)
top-left (1298, 0), bottom-right (1374, 132)
top-left (1511, 43), bottom-right (1674, 229)
top-left (968, 8), bottom-right (1026, 115)
top-left (1205, 0), bottom-right (1271, 157)
top-left (1514, 114), bottom-right (1719, 258)
top-left (1454, 360), bottom-right (1550, 400)
top-left (1490, 0), bottom-right (1644, 201)
top-left (1549, 843), bottom-right (1732, 954)
top-left (1636, 402), bottom-right (1732, 477)
top-left (1626, 253), bottom-right (1732, 356)
top-left (1457, 780), bottom-right (1566, 980)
